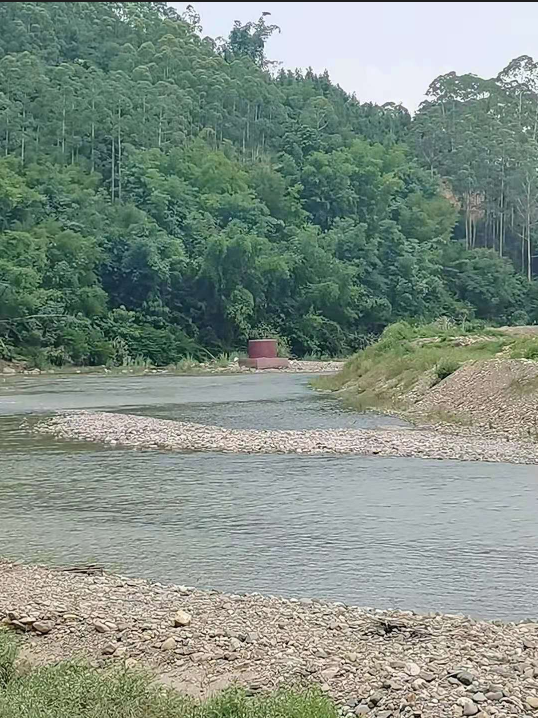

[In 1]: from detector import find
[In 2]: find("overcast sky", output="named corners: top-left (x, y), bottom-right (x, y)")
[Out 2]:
top-left (170, 2), bottom-right (538, 111)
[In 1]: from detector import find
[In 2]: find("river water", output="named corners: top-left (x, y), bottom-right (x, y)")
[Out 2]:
top-left (1, 372), bottom-right (538, 620)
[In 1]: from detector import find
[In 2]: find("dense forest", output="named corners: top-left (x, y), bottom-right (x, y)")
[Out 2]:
top-left (1, 1), bottom-right (537, 366)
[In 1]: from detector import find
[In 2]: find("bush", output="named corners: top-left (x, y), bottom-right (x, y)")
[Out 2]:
top-left (434, 356), bottom-right (460, 382)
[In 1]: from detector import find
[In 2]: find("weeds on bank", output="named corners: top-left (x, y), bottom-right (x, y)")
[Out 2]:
top-left (0, 631), bottom-right (337, 718)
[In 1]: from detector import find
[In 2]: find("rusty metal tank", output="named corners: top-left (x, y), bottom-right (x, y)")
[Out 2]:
top-left (248, 339), bottom-right (278, 359)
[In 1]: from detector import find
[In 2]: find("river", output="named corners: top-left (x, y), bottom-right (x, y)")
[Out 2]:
top-left (1, 372), bottom-right (538, 620)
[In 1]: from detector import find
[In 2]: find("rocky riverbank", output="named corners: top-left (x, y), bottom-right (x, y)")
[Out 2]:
top-left (36, 410), bottom-right (538, 464)
top-left (2, 359), bottom-right (344, 377)
top-left (2, 560), bottom-right (538, 717)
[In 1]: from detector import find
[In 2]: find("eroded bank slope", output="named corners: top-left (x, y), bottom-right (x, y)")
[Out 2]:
top-left (319, 324), bottom-right (538, 439)
top-left (3, 560), bottom-right (538, 717)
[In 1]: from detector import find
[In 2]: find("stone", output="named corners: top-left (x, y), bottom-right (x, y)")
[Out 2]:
top-left (161, 637), bottom-right (176, 651)
top-left (354, 706), bottom-right (369, 716)
top-left (114, 646), bottom-right (127, 657)
top-left (457, 670), bottom-right (476, 686)
top-left (457, 698), bottom-right (479, 716)
top-left (2, 367), bottom-right (16, 375)
top-left (473, 693), bottom-right (486, 703)
top-left (102, 643), bottom-right (117, 655)
top-left (173, 610), bottom-right (192, 627)
top-left (229, 637), bottom-right (242, 651)
top-left (420, 671), bottom-right (436, 682)
top-left (125, 658), bottom-right (138, 669)
top-left (94, 620), bottom-right (109, 633)
top-left (526, 696), bottom-right (538, 710)
top-left (405, 662), bottom-right (421, 676)
top-left (33, 621), bottom-right (54, 634)
top-left (321, 666), bottom-right (340, 681)
top-left (485, 692), bottom-right (503, 701)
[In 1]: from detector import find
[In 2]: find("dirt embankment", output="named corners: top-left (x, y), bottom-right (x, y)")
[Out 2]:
top-left (4, 559), bottom-right (538, 718)
top-left (323, 327), bottom-right (538, 440)
top-left (409, 359), bottom-right (538, 438)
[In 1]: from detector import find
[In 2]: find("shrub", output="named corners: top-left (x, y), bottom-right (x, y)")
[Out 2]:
top-left (434, 357), bottom-right (460, 383)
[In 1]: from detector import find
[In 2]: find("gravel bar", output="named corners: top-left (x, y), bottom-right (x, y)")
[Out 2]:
top-left (3, 559), bottom-right (538, 717)
top-left (36, 411), bottom-right (538, 464)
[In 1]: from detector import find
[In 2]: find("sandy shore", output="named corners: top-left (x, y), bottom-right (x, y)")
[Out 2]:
top-left (36, 410), bottom-right (538, 464)
top-left (2, 560), bottom-right (538, 717)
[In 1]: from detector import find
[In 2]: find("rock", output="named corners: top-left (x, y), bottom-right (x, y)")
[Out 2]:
top-left (114, 646), bottom-right (127, 658)
top-left (2, 367), bottom-right (16, 375)
top-left (485, 692), bottom-right (503, 701)
top-left (102, 643), bottom-right (117, 655)
top-left (161, 637), bottom-right (176, 651)
top-left (526, 696), bottom-right (538, 710)
top-left (320, 666), bottom-right (340, 682)
top-left (473, 693), bottom-right (486, 703)
top-left (125, 658), bottom-right (137, 669)
top-left (173, 609), bottom-right (192, 627)
top-left (94, 620), bottom-right (109, 633)
top-left (457, 670), bottom-right (476, 686)
top-left (405, 662), bottom-right (421, 676)
top-left (33, 621), bottom-right (54, 634)
top-left (229, 637), bottom-right (242, 651)
top-left (420, 670), bottom-right (436, 682)
top-left (377, 713), bottom-right (392, 718)
top-left (457, 698), bottom-right (479, 716)
top-left (354, 706), bottom-right (369, 716)
top-left (345, 652), bottom-right (358, 663)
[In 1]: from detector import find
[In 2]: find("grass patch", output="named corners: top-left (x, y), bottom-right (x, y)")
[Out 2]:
top-left (0, 631), bottom-right (337, 718)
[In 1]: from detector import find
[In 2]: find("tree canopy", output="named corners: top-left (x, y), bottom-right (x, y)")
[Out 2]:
top-left (0, 2), bottom-right (535, 366)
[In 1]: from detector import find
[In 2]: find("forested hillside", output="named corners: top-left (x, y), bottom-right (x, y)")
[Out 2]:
top-left (0, 2), bottom-right (536, 366)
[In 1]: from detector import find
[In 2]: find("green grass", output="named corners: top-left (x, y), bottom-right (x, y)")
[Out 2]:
top-left (314, 321), bottom-right (538, 413)
top-left (0, 631), bottom-right (337, 718)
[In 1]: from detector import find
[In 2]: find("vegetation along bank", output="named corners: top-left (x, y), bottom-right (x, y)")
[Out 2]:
top-left (3, 3), bottom-right (538, 368)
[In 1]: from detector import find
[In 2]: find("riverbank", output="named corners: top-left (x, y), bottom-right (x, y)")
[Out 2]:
top-left (2, 560), bottom-right (538, 717)
top-left (36, 410), bottom-right (538, 464)
top-left (1, 359), bottom-right (345, 377)
top-left (317, 324), bottom-right (538, 439)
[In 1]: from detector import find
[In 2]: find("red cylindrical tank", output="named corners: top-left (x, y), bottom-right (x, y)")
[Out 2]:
top-left (248, 339), bottom-right (278, 358)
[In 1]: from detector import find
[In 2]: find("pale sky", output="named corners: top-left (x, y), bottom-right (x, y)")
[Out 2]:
top-left (170, 2), bottom-right (538, 111)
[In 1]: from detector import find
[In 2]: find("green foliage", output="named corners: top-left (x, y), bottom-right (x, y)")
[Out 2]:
top-left (434, 357), bottom-right (461, 383)
top-left (0, 631), bottom-right (337, 718)
top-left (0, 3), bottom-right (537, 367)
top-left (0, 632), bottom-right (17, 688)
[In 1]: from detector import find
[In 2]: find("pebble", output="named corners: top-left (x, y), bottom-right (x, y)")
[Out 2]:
top-left (161, 637), bottom-right (176, 651)
top-left (32, 621), bottom-right (54, 634)
top-left (526, 696), bottom-right (538, 709)
top-left (173, 610), bottom-right (192, 627)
